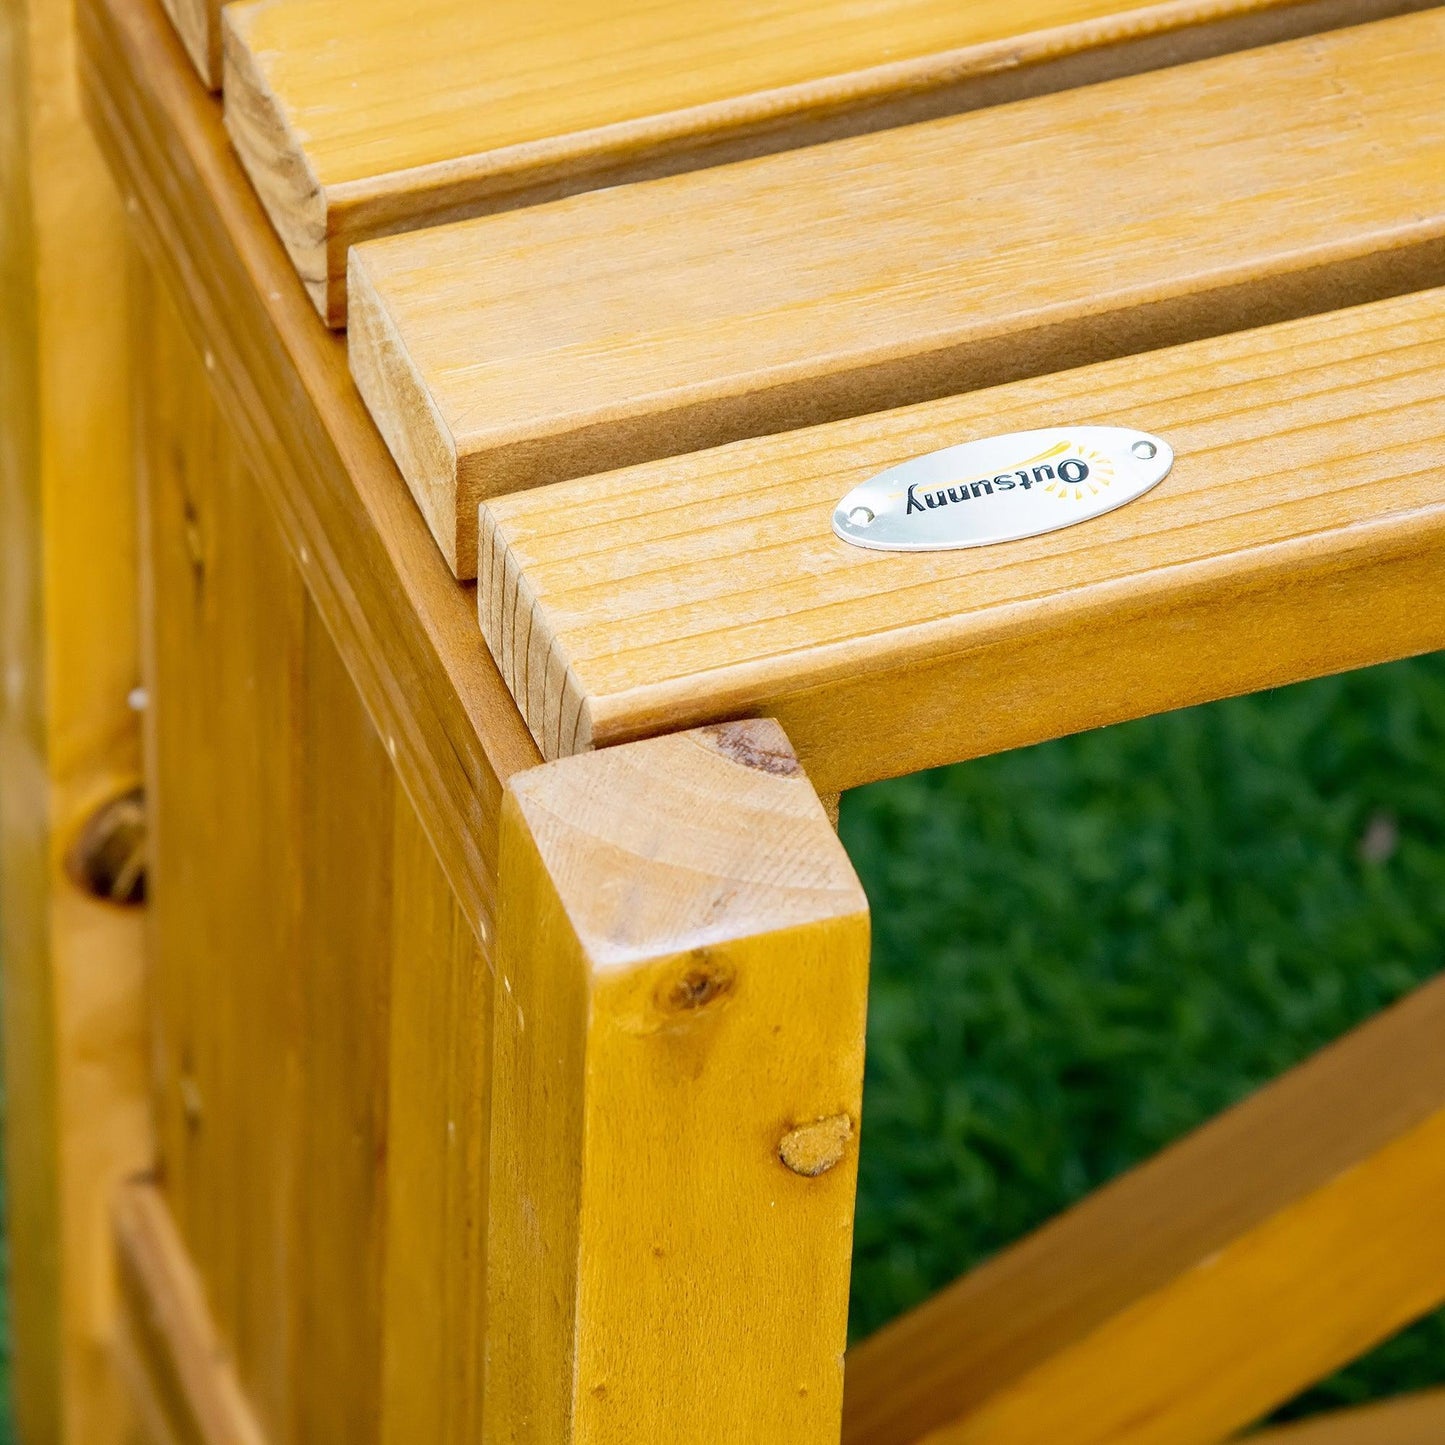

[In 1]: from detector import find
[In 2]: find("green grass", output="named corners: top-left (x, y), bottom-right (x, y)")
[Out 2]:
top-left (841, 650), bottom-right (1445, 1421)
top-left (1, 654), bottom-right (1440, 1433)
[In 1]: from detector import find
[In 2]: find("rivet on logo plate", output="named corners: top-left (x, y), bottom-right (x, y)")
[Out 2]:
top-left (1132, 439), bottom-right (1158, 460)
top-left (848, 506), bottom-right (875, 527)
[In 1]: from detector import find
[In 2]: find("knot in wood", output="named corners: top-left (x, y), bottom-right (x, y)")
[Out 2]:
top-left (659, 952), bottom-right (735, 1012)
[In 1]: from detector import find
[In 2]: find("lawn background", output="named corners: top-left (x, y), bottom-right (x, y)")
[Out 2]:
top-left (2, 651), bottom-right (1442, 1435)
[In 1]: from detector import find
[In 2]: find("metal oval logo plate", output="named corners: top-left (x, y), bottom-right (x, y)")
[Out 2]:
top-left (833, 426), bottom-right (1172, 552)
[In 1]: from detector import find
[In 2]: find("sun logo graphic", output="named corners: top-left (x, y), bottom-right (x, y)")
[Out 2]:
top-left (1022, 439), bottom-right (1116, 501)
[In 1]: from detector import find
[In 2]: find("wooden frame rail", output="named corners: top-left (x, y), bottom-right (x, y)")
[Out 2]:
top-left (842, 970), bottom-right (1445, 1445)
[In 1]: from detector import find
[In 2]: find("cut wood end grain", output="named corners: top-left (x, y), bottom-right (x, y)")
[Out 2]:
top-left (505, 721), bottom-right (865, 971)
top-left (158, 0), bottom-right (223, 88)
top-left (223, 9), bottom-right (334, 318)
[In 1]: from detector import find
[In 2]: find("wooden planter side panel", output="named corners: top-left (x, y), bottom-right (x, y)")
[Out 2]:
top-left (78, 0), bottom-right (543, 950)
top-left (0, 0), bottom-right (153, 1439)
top-left (132, 256), bottom-right (493, 1445)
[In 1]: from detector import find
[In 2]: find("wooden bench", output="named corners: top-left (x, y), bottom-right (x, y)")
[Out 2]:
top-left (4, 0), bottom-right (1445, 1439)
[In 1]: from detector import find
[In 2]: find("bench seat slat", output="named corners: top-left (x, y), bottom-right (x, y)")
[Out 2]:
top-left (221, 0), bottom-right (1432, 317)
top-left (477, 286), bottom-right (1445, 794)
top-left (350, 9), bottom-right (1445, 578)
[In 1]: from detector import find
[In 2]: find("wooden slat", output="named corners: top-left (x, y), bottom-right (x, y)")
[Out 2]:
top-left (378, 795), bottom-right (491, 1445)
top-left (2, 0), bottom-right (154, 1438)
top-left (1246, 1391), bottom-right (1445, 1443)
top-left (477, 287), bottom-right (1445, 796)
top-left (352, 7), bottom-right (1445, 580)
top-left (113, 1181), bottom-right (269, 1445)
top-left (487, 719), bottom-right (869, 1442)
top-left (133, 254), bottom-right (303, 1440)
top-left (841, 971), bottom-right (1445, 1445)
top-left (221, 0), bottom-right (1431, 326)
top-left (78, 0), bottom-right (541, 947)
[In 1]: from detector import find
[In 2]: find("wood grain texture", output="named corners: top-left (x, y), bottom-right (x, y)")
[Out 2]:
top-left (78, 0), bottom-right (541, 946)
top-left (1245, 1391), bottom-right (1445, 1443)
top-left (1, 0), bottom-right (153, 1438)
top-left (353, 6), bottom-right (1445, 580)
top-left (134, 256), bottom-right (497, 1445)
top-left (841, 972), bottom-right (1445, 1445)
top-left (487, 719), bottom-right (869, 1443)
top-left (479, 287), bottom-right (1445, 795)
top-left (134, 256), bottom-right (301, 1442)
top-left (379, 796), bottom-right (492, 1445)
top-left (113, 1182), bottom-right (268, 1445)
top-left (223, 0), bottom-right (1429, 325)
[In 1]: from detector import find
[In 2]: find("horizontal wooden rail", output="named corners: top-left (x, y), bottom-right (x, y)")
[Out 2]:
top-left (478, 286), bottom-right (1445, 794)
top-left (351, 7), bottom-right (1445, 578)
top-left (841, 970), bottom-right (1445, 1445)
top-left (77, 0), bottom-right (541, 943)
top-left (221, 0), bottom-right (1431, 323)
top-left (1246, 1391), bottom-right (1445, 1443)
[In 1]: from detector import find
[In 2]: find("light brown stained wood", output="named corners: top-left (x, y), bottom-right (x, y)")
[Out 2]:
top-left (2, 0), bottom-right (153, 1438)
top-left (379, 795), bottom-right (491, 1445)
top-left (112, 1183), bottom-right (268, 1445)
top-left (158, 0), bottom-right (217, 87)
top-left (486, 719), bottom-right (869, 1443)
top-left (134, 251), bottom-right (495, 1445)
top-left (79, 0), bottom-right (542, 948)
top-left (222, 0), bottom-right (1430, 326)
top-left (478, 286), bottom-right (1445, 796)
top-left (1245, 1390), bottom-right (1445, 1443)
top-left (841, 972), bottom-right (1445, 1445)
top-left (353, 6), bottom-right (1445, 581)
top-left (134, 257), bottom-right (303, 1442)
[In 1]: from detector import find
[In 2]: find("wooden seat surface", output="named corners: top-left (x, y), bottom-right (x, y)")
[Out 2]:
top-left (347, 8), bottom-right (1445, 579)
top-left (220, 0), bottom-right (1428, 322)
top-left (477, 286), bottom-right (1445, 795)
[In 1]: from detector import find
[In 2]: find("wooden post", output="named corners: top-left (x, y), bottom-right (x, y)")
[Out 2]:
top-left (2, 0), bottom-right (153, 1438)
top-left (485, 718), bottom-right (869, 1444)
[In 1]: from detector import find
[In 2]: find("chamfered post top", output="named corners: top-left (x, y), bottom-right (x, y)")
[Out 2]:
top-left (505, 719), bottom-right (866, 971)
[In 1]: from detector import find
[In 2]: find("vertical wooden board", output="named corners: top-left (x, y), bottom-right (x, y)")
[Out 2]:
top-left (379, 786), bottom-right (492, 1445)
top-left (290, 600), bottom-right (394, 1445)
top-left (2, 0), bottom-right (151, 1436)
top-left (487, 721), bottom-right (870, 1443)
top-left (134, 259), bottom-right (304, 1442)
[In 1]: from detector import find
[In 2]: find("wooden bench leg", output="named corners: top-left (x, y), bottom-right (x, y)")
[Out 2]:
top-left (485, 719), bottom-right (869, 1443)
